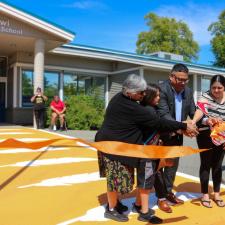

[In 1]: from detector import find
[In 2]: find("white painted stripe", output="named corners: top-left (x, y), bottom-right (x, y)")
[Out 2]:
top-left (76, 141), bottom-right (97, 151)
top-left (19, 172), bottom-right (104, 188)
top-left (0, 147), bottom-right (70, 154)
top-left (0, 138), bottom-right (49, 142)
top-left (34, 129), bottom-right (97, 151)
top-left (57, 192), bottom-right (201, 225)
top-left (0, 132), bottom-right (32, 135)
top-left (57, 172), bottom-right (225, 225)
top-left (0, 127), bottom-right (96, 151)
top-left (0, 157), bottom-right (96, 168)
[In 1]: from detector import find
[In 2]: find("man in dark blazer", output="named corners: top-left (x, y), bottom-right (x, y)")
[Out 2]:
top-left (155, 63), bottom-right (196, 213)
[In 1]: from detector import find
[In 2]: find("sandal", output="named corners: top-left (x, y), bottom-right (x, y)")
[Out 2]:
top-left (200, 199), bottom-right (212, 208)
top-left (213, 199), bottom-right (225, 207)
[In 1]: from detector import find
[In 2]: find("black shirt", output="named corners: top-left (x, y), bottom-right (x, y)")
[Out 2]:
top-left (33, 95), bottom-right (45, 110)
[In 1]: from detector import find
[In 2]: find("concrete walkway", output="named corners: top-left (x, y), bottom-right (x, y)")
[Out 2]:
top-left (52, 129), bottom-right (97, 142)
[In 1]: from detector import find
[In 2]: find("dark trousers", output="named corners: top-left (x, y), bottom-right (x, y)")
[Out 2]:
top-left (34, 109), bottom-right (45, 129)
top-left (197, 130), bottom-right (225, 193)
top-left (154, 135), bottom-right (182, 198)
top-left (154, 157), bottom-right (180, 198)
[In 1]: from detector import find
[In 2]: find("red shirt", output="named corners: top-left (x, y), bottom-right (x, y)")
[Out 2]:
top-left (50, 100), bottom-right (65, 112)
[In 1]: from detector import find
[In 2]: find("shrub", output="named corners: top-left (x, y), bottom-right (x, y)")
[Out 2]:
top-left (66, 95), bottom-right (105, 130)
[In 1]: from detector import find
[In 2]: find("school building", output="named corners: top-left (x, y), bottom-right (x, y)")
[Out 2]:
top-left (1, 1), bottom-right (225, 125)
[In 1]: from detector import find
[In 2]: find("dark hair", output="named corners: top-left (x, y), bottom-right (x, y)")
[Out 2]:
top-left (210, 75), bottom-right (225, 88)
top-left (171, 63), bottom-right (189, 74)
top-left (141, 83), bottom-right (160, 106)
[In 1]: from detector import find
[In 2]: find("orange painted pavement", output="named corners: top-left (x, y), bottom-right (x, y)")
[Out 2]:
top-left (0, 127), bottom-right (225, 225)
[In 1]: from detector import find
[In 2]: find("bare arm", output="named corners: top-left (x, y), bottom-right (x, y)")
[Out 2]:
top-left (192, 97), bottom-right (222, 127)
top-left (30, 94), bottom-right (37, 102)
top-left (51, 105), bottom-right (60, 114)
top-left (192, 109), bottom-right (204, 124)
top-left (60, 105), bottom-right (66, 114)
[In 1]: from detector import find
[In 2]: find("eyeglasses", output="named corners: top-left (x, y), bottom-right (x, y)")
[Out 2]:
top-left (135, 91), bottom-right (146, 95)
top-left (172, 74), bottom-right (189, 84)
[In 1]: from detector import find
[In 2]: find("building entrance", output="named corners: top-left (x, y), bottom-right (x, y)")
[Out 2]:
top-left (0, 57), bottom-right (7, 122)
top-left (0, 82), bottom-right (6, 122)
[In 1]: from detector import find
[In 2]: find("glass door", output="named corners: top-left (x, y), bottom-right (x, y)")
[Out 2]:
top-left (0, 82), bottom-right (6, 122)
top-left (0, 57), bottom-right (7, 77)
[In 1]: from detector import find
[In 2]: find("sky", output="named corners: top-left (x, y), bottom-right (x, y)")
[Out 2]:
top-left (3, 0), bottom-right (225, 65)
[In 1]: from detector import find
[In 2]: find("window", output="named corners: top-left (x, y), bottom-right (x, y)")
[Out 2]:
top-left (92, 76), bottom-right (105, 100)
top-left (22, 70), bottom-right (33, 107)
top-left (78, 75), bottom-right (93, 95)
top-left (201, 76), bottom-right (210, 93)
top-left (22, 70), bottom-right (59, 107)
top-left (164, 54), bottom-right (171, 60)
top-left (21, 70), bottom-right (105, 106)
top-left (63, 73), bottom-right (105, 100)
top-left (44, 71), bottom-right (59, 101)
top-left (64, 73), bottom-right (77, 98)
top-left (0, 57), bottom-right (7, 77)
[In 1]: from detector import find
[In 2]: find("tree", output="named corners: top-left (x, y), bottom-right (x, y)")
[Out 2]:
top-left (208, 10), bottom-right (225, 67)
top-left (136, 13), bottom-right (199, 62)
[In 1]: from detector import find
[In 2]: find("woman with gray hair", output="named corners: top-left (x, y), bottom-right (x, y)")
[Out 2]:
top-left (95, 74), bottom-right (196, 223)
top-left (122, 73), bottom-right (147, 95)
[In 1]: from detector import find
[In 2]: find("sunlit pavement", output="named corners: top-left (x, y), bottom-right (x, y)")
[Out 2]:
top-left (0, 127), bottom-right (225, 225)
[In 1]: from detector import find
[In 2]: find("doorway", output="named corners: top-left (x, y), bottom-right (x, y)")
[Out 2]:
top-left (0, 82), bottom-right (6, 122)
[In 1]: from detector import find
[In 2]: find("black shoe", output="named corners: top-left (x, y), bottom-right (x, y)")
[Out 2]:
top-left (60, 127), bottom-right (64, 131)
top-left (138, 210), bottom-right (163, 224)
top-left (132, 203), bottom-right (141, 213)
top-left (116, 201), bottom-right (128, 213)
top-left (106, 201), bottom-right (128, 214)
top-left (104, 208), bottom-right (128, 222)
top-left (132, 203), bottom-right (155, 215)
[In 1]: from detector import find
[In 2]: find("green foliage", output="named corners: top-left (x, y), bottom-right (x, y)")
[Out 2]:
top-left (136, 13), bottom-right (199, 62)
top-left (208, 10), bottom-right (225, 67)
top-left (44, 76), bottom-right (58, 101)
top-left (64, 83), bottom-right (77, 97)
top-left (65, 95), bottom-right (104, 130)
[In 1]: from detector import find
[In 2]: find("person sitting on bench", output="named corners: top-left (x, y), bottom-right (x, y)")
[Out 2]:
top-left (50, 95), bottom-right (66, 131)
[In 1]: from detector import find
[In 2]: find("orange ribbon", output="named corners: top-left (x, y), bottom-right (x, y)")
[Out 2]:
top-left (0, 138), bottom-right (61, 149)
top-left (0, 138), bottom-right (207, 159)
top-left (2, 123), bottom-right (225, 166)
top-left (90, 141), bottom-right (207, 159)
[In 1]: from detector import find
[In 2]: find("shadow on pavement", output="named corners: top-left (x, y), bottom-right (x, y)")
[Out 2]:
top-left (0, 147), bottom-right (49, 191)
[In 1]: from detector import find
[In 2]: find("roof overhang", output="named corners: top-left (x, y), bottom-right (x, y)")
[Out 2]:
top-left (51, 44), bottom-right (225, 76)
top-left (0, 1), bottom-right (75, 42)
